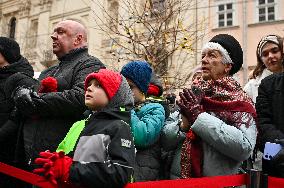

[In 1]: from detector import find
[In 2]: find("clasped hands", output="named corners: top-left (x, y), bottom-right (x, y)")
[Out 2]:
top-left (177, 88), bottom-right (204, 126)
top-left (33, 151), bottom-right (73, 185)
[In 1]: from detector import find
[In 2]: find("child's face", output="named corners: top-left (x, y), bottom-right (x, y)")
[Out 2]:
top-left (126, 79), bottom-right (145, 104)
top-left (85, 79), bottom-right (109, 111)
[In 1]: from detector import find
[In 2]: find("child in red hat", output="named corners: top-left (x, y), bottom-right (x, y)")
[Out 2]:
top-left (33, 69), bottom-right (135, 188)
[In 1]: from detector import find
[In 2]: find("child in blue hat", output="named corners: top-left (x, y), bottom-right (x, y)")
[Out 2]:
top-left (121, 60), bottom-right (165, 181)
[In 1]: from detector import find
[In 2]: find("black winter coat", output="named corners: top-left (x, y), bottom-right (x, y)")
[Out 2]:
top-left (134, 141), bottom-right (163, 181)
top-left (16, 47), bottom-right (105, 167)
top-left (256, 73), bottom-right (284, 150)
top-left (256, 73), bottom-right (284, 177)
top-left (0, 57), bottom-right (36, 162)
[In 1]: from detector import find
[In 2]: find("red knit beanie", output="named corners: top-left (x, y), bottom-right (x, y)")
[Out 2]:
top-left (84, 69), bottom-right (122, 100)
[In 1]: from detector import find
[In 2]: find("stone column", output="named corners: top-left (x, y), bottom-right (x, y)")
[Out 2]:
top-left (89, 0), bottom-right (104, 58)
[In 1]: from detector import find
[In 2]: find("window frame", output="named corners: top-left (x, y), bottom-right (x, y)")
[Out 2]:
top-left (255, 0), bottom-right (278, 23)
top-left (214, 0), bottom-right (237, 29)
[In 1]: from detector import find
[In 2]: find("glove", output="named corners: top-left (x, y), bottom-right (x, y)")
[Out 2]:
top-left (177, 88), bottom-right (204, 125)
top-left (13, 87), bottom-right (38, 115)
top-left (33, 151), bottom-right (73, 185)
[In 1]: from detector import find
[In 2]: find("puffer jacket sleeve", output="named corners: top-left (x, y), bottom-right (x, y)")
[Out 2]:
top-left (191, 112), bottom-right (257, 162)
top-left (256, 78), bottom-right (284, 151)
top-left (32, 59), bottom-right (105, 117)
top-left (131, 103), bottom-right (165, 148)
top-left (69, 120), bottom-right (135, 188)
top-left (161, 111), bottom-right (184, 151)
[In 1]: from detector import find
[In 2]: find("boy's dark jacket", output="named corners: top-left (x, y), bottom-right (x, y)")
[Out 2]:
top-left (68, 109), bottom-right (135, 188)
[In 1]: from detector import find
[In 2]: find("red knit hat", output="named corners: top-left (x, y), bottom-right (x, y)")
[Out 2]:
top-left (84, 69), bottom-right (122, 100)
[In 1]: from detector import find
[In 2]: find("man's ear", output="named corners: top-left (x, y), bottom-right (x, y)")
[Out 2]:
top-left (74, 34), bottom-right (83, 46)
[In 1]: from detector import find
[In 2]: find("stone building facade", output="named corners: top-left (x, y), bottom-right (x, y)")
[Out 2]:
top-left (0, 0), bottom-right (103, 72)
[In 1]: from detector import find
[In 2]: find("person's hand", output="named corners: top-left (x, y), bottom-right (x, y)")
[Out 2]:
top-left (271, 139), bottom-right (284, 177)
top-left (177, 88), bottom-right (204, 125)
top-left (273, 139), bottom-right (284, 162)
top-left (13, 87), bottom-right (38, 115)
top-left (33, 151), bottom-right (73, 185)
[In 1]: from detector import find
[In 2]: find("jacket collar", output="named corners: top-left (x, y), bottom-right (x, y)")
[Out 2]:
top-left (58, 46), bottom-right (88, 62)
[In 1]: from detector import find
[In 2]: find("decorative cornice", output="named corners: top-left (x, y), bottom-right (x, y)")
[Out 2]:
top-left (18, 0), bottom-right (31, 18)
top-left (50, 7), bottom-right (91, 20)
top-left (39, 0), bottom-right (52, 11)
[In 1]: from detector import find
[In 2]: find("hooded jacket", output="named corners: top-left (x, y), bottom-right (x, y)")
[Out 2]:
top-left (56, 74), bottom-right (135, 188)
top-left (131, 101), bottom-right (165, 181)
top-left (0, 57), bottom-right (36, 162)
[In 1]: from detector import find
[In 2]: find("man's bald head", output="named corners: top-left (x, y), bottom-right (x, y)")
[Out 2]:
top-left (60, 20), bottom-right (87, 42)
top-left (51, 20), bottom-right (88, 58)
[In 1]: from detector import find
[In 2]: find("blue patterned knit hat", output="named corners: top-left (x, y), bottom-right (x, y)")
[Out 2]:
top-left (121, 60), bottom-right (152, 94)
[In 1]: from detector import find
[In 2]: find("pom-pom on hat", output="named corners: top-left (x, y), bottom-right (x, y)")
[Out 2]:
top-left (207, 34), bottom-right (243, 75)
top-left (0, 37), bottom-right (21, 64)
top-left (121, 60), bottom-right (152, 94)
top-left (85, 69), bottom-right (122, 100)
top-left (147, 84), bottom-right (160, 96)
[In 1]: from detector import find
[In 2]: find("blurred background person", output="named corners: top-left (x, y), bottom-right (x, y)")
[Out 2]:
top-left (0, 37), bottom-right (37, 187)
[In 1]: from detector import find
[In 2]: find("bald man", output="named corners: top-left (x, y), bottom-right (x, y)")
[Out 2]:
top-left (13, 20), bottom-right (105, 171)
top-left (51, 20), bottom-right (88, 58)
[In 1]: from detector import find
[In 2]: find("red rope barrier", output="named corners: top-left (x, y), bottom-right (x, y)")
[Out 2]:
top-left (2, 161), bottom-right (284, 188)
top-left (0, 162), bottom-right (56, 188)
top-left (0, 162), bottom-right (247, 188)
top-left (268, 176), bottom-right (284, 188)
top-left (125, 174), bottom-right (247, 188)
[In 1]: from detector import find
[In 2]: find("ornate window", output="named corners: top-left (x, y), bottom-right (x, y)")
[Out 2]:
top-left (28, 19), bottom-right (38, 48)
top-left (9, 17), bottom-right (16, 39)
top-left (108, 0), bottom-right (119, 30)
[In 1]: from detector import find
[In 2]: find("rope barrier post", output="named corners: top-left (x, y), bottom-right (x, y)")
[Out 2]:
top-left (246, 169), bottom-right (262, 188)
top-left (260, 173), bottom-right (268, 188)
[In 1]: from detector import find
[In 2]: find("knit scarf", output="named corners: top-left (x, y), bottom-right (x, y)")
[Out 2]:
top-left (181, 76), bottom-right (256, 178)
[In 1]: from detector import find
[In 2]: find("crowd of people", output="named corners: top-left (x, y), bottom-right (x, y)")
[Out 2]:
top-left (0, 19), bottom-right (284, 188)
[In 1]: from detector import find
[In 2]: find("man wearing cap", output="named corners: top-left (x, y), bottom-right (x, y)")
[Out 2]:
top-left (176, 34), bottom-right (257, 178)
top-left (0, 37), bottom-right (37, 187)
top-left (13, 20), bottom-right (105, 171)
